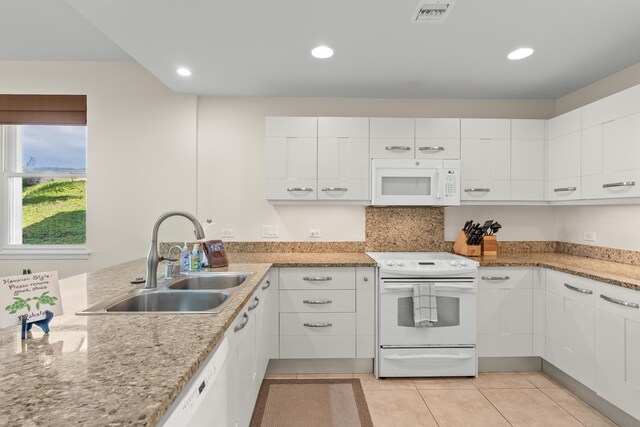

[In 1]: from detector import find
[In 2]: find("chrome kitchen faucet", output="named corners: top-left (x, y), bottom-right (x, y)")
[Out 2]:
top-left (145, 211), bottom-right (205, 289)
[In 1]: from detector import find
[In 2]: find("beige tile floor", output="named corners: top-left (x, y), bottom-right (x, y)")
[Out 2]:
top-left (264, 372), bottom-right (618, 426)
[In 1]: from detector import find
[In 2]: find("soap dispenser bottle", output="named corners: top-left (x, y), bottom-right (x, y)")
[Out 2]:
top-left (180, 242), bottom-right (190, 272)
top-left (190, 243), bottom-right (202, 271)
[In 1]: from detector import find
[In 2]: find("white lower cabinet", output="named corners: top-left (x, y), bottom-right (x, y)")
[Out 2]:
top-left (227, 275), bottom-right (271, 427)
top-left (276, 266), bottom-right (375, 359)
top-left (545, 269), bottom-right (597, 390)
top-left (478, 268), bottom-right (534, 357)
top-left (595, 282), bottom-right (640, 420)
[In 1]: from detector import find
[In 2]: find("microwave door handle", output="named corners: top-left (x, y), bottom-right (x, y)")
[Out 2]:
top-left (435, 170), bottom-right (441, 199)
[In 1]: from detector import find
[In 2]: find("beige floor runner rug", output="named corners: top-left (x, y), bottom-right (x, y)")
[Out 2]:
top-left (250, 378), bottom-right (373, 427)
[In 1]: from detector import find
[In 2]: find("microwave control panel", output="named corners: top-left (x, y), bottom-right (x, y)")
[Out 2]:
top-left (442, 166), bottom-right (460, 204)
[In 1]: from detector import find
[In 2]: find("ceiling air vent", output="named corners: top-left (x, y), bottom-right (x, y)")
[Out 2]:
top-left (411, 0), bottom-right (456, 23)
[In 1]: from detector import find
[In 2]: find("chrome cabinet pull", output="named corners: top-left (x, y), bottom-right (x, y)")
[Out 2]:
top-left (321, 187), bottom-right (348, 192)
top-left (564, 283), bottom-right (593, 295)
top-left (234, 313), bottom-right (249, 332)
top-left (603, 181), bottom-right (635, 188)
top-left (600, 294), bottom-right (639, 309)
top-left (303, 299), bottom-right (332, 304)
top-left (248, 296), bottom-right (260, 311)
top-left (418, 146), bottom-right (445, 151)
top-left (385, 146), bottom-right (412, 151)
top-left (303, 322), bottom-right (333, 328)
top-left (262, 279), bottom-right (271, 290)
top-left (303, 276), bottom-right (333, 281)
top-left (287, 187), bottom-right (313, 192)
top-left (481, 276), bottom-right (510, 280)
top-left (554, 187), bottom-right (577, 192)
top-left (465, 188), bottom-right (490, 192)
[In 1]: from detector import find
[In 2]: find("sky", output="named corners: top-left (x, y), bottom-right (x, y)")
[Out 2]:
top-left (22, 125), bottom-right (86, 172)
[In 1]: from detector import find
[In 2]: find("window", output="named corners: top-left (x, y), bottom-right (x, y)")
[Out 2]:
top-left (0, 95), bottom-right (88, 258)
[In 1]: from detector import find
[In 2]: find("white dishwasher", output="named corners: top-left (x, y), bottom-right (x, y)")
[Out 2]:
top-left (160, 337), bottom-right (230, 427)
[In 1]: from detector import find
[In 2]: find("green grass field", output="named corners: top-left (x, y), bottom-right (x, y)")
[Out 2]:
top-left (22, 179), bottom-right (86, 244)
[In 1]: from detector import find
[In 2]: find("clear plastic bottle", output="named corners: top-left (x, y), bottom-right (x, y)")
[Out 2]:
top-left (180, 242), bottom-right (190, 272)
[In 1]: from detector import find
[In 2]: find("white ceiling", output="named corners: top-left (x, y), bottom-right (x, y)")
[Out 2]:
top-left (4, 0), bottom-right (640, 99)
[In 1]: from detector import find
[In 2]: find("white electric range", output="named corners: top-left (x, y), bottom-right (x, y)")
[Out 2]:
top-left (367, 252), bottom-right (479, 378)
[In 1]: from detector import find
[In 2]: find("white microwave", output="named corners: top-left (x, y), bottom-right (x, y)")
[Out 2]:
top-left (371, 159), bottom-right (460, 206)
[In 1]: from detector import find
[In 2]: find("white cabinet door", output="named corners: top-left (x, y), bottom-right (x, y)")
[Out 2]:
top-left (545, 270), bottom-right (596, 389)
top-left (266, 269), bottom-right (280, 359)
top-left (461, 118), bottom-right (510, 139)
top-left (595, 282), bottom-right (640, 420)
top-left (265, 117), bottom-right (318, 200)
top-left (511, 120), bottom-right (545, 201)
top-left (415, 118), bottom-right (460, 159)
top-left (318, 118), bottom-right (369, 200)
top-left (478, 268), bottom-right (533, 357)
top-left (234, 304), bottom-right (256, 427)
top-left (461, 138), bottom-right (511, 200)
top-left (370, 117), bottom-right (415, 158)
top-left (546, 131), bottom-right (582, 201)
top-left (254, 277), bottom-right (270, 381)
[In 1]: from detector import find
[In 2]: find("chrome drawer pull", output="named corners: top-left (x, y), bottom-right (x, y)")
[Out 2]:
top-left (303, 322), bottom-right (333, 328)
top-left (465, 188), bottom-right (490, 192)
top-left (321, 187), bottom-right (348, 192)
top-left (248, 296), bottom-right (260, 311)
top-left (603, 181), bottom-right (635, 188)
top-left (600, 294), bottom-right (639, 309)
top-left (287, 187), bottom-right (313, 192)
top-left (481, 276), bottom-right (510, 280)
top-left (554, 187), bottom-right (577, 192)
top-left (303, 299), bottom-right (332, 304)
top-left (418, 146), bottom-right (445, 151)
top-left (303, 276), bottom-right (333, 281)
top-left (234, 313), bottom-right (249, 332)
top-left (564, 283), bottom-right (593, 294)
top-left (262, 279), bottom-right (271, 290)
top-left (385, 146), bottom-right (411, 151)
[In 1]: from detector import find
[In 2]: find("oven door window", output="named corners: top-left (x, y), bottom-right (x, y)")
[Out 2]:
top-left (397, 296), bottom-right (460, 327)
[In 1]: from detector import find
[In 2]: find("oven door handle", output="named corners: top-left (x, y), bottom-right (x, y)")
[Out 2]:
top-left (384, 353), bottom-right (473, 360)
top-left (383, 284), bottom-right (474, 291)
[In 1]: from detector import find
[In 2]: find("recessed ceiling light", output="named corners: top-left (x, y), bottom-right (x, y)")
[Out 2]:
top-left (311, 46), bottom-right (334, 59)
top-left (176, 67), bottom-right (192, 77)
top-left (508, 47), bottom-right (534, 61)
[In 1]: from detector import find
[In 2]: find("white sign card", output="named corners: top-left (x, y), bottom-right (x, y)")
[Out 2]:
top-left (0, 271), bottom-right (63, 329)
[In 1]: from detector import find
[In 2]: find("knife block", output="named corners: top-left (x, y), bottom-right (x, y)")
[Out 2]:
top-left (453, 230), bottom-right (481, 257)
top-left (482, 235), bottom-right (497, 256)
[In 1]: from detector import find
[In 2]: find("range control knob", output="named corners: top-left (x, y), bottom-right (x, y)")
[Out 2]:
top-left (460, 260), bottom-right (468, 266)
top-left (449, 260), bottom-right (458, 266)
top-left (396, 260), bottom-right (405, 266)
top-left (386, 260), bottom-right (395, 266)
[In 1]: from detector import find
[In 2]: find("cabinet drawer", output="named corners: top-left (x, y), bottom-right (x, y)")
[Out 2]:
top-left (279, 290), bottom-right (355, 312)
top-left (280, 313), bottom-right (355, 336)
top-left (546, 270), bottom-right (597, 305)
top-left (479, 268), bottom-right (533, 289)
top-left (279, 267), bottom-right (356, 290)
top-left (280, 336), bottom-right (355, 358)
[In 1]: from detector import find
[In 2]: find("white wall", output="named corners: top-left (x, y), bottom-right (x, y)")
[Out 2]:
top-left (0, 62), bottom-right (197, 278)
top-left (196, 97), bottom-right (556, 242)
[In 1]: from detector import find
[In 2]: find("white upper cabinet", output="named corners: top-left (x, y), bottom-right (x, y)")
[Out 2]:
top-left (415, 118), bottom-right (460, 159)
top-left (460, 119), bottom-right (511, 201)
top-left (265, 117), bottom-right (318, 200)
top-left (511, 120), bottom-right (545, 201)
top-left (546, 110), bottom-right (582, 201)
top-left (369, 117), bottom-right (415, 158)
top-left (318, 117), bottom-right (370, 201)
top-left (582, 86), bottom-right (640, 200)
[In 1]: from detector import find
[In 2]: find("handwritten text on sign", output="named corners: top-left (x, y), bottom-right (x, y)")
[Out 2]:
top-left (0, 271), bottom-right (63, 329)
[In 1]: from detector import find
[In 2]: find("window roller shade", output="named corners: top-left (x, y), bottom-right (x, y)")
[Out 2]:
top-left (0, 95), bottom-right (87, 125)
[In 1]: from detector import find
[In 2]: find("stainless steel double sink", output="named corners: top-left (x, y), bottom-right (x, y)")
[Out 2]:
top-left (77, 272), bottom-right (250, 315)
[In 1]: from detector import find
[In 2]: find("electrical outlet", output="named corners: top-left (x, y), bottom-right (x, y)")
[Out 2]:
top-left (261, 225), bottom-right (279, 238)
top-left (583, 231), bottom-right (596, 242)
top-left (309, 229), bottom-right (321, 238)
top-left (221, 229), bottom-right (235, 238)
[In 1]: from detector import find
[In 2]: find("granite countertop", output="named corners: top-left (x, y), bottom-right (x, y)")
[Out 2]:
top-left (0, 253), bottom-right (374, 426)
top-left (477, 252), bottom-right (640, 292)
